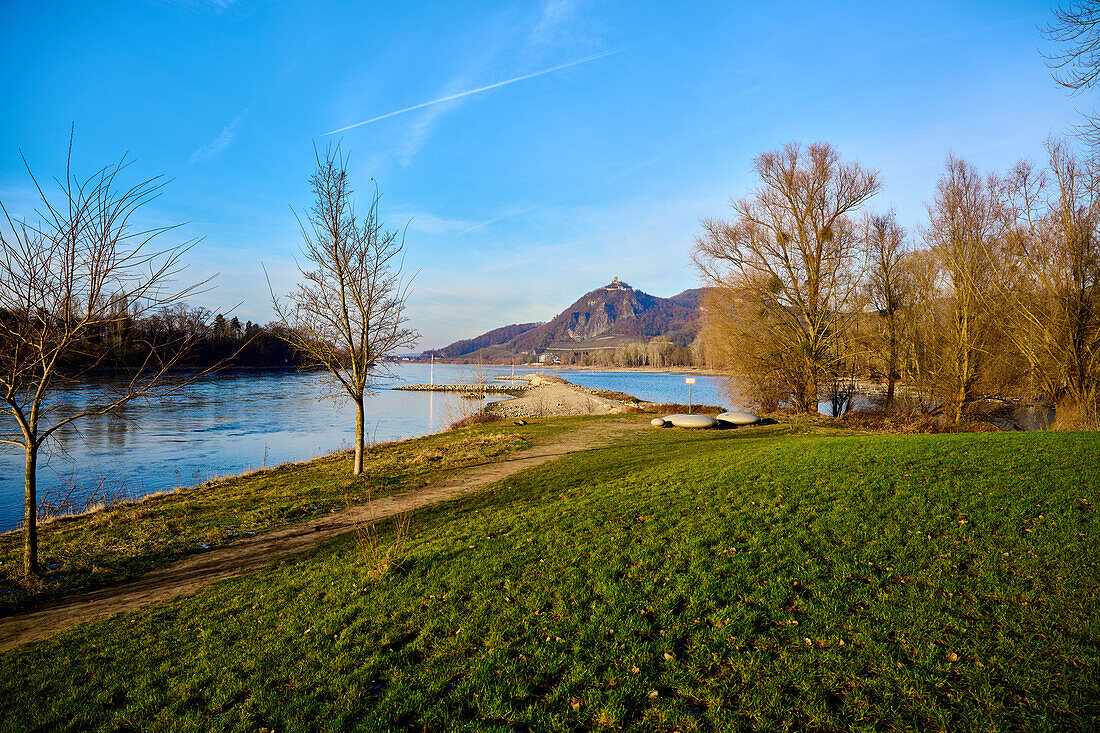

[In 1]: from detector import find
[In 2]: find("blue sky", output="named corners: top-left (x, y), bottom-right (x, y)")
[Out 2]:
top-left (0, 0), bottom-right (1084, 350)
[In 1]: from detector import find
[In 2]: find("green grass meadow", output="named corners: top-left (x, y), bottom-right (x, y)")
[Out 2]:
top-left (1, 422), bottom-right (1098, 731)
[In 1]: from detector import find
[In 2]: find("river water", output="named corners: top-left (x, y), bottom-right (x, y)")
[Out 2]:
top-left (0, 365), bottom-right (733, 531)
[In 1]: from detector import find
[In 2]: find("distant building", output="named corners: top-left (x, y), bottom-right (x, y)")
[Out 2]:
top-left (605, 276), bottom-right (629, 291)
top-left (538, 352), bottom-right (560, 364)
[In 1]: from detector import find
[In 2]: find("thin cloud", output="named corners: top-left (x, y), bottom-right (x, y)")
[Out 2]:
top-left (190, 106), bottom-right (250, 164)
top-left (160, 0), bottom-right (245, 13)
top-left (528, 0), bottom-right (579, 50)
top-left (320, 47), bottom-right (626, 137)
top-left (457, 205), bottom-right (540, 236)
top-left (396, 76), bottom-right (472, 167)
top-left (456, 148), bottom-right (691, 235)
top-left (397, 106), bottom-right (449, 166)
top-left (397, 210), bottom-right (479, 235)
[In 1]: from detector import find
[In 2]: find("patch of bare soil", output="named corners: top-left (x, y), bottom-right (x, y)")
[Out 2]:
top-left (0, 418), bottom-right (645, 653)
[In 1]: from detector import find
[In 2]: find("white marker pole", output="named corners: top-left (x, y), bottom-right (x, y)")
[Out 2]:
top-left (685, 376), bottom-right (696, 414)
top-left (430, 353), bottom-right (434, 386)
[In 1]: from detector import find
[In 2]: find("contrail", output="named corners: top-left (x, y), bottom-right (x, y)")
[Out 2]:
top-left (320, 48), bottom-right (626, 137)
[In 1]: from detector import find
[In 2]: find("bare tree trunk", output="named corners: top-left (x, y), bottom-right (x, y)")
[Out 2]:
top-left (801, 373), bottom-right (817, 413)
top-left (955, 344), bottom-right (969, 424)
top-left (886, 315), bottom-right (898, 412)
top-left (353, 395), bottom-right (365, 476)
top-left (23, 446), bottom-right (37, 575)
top-left (954, 305), bottom-right (972, 424)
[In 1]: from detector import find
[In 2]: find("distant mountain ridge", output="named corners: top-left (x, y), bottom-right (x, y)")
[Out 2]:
top-left (429, 279), bottom-right (711, 361)
top-left (429, 322), bottom-right (541, 360)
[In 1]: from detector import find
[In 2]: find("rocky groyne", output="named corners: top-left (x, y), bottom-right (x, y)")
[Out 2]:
top-left (395, 384), bottom-right (527, 395)
top-left (483, 375), bottom-right (630, 418)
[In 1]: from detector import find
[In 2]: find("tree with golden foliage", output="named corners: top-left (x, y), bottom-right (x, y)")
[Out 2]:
top-left (996, 139), bottom-right (1100, 426)
top-left (923, 155), bottom-right (1002, 423)
top-left (863, 211), bottom-right (911, 411)
top-left (895, 247), bottom-right (945, 413)
top-left (693, 142), bottom-right (881, 412)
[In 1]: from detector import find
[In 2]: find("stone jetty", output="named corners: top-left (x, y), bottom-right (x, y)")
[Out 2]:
top-left (394, 384), bottom-right (528, 395)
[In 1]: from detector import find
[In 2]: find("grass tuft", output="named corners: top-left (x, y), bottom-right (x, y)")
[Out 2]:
top-left (348, 488), bottom-right (412, 582)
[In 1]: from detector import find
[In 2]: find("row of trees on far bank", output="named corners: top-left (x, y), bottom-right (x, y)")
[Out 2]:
top-left (694, 140), bottom-right (1100, 428)
top-left (0, 300), bottom-right (310, 372)
top-left (554, 338), bottom-right (699, 368)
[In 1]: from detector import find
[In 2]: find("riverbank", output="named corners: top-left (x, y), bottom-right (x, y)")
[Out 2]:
top-left (0, 365), bottom-right (525, 532)
top-left (0, 416), bottom-right (645, 650)
top-left (0, 418), bottom-right (585, 615)
top-left (409, 373), bottom-right (711, 421)
top-left (550, 364), bottom-right (727, 376)
top-left (1, 420), bottom-right (1096, 730)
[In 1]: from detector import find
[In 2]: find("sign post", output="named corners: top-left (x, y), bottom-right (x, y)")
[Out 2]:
top-left (685, 376), bottom-right (696, 414)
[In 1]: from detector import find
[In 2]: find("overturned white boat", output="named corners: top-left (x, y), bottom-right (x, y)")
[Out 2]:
top-left (716, 410), bottom-right (761, 425)
top-left (660, 414), bottom-right (718, 429)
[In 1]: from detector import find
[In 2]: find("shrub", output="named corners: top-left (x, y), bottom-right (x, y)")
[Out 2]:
top-left (448, 412), bottom-right (502, 430)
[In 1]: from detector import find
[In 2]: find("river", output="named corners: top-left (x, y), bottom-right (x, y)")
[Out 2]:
top-left (0, 365), bottom-right (732, 532)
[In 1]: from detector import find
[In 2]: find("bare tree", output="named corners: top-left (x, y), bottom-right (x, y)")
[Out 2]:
top-left (693, 142), bottom-right (881, 412)
top-left (897, 247), bottom-right (945, 413)
top-left (0, 145), bottom-right (206, 575)
top-left (996, 139), bottom-right (1100, 426)
top-left (1043, 1), bottom-right (1100, 151)
top-left (924, 155), bottom-right (1001, 423)
top-left (270, 146), bottom-right (417, 476)
top-left (864, 211), bottom-right (910, 410)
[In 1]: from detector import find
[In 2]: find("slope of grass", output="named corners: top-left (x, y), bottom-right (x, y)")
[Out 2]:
top-left (1, 426), bottom-right (1098, 731)
top-left (0, 418), bottom-right (580, 614)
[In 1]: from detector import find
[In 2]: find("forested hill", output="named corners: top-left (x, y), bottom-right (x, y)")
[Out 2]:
top-left (428, 280), bottom-right (711, 361)
top-left (426, 322), bottom-right (541, 360)
top-left (667, 288), bottom-right (710, 309)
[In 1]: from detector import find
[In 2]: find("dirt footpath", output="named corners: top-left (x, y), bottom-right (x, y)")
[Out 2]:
top-left (0, 417), bottom-right (645, 653)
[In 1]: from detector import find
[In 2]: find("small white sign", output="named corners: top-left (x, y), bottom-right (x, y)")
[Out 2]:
top-left (684, 377), bottom-right (696, 385)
